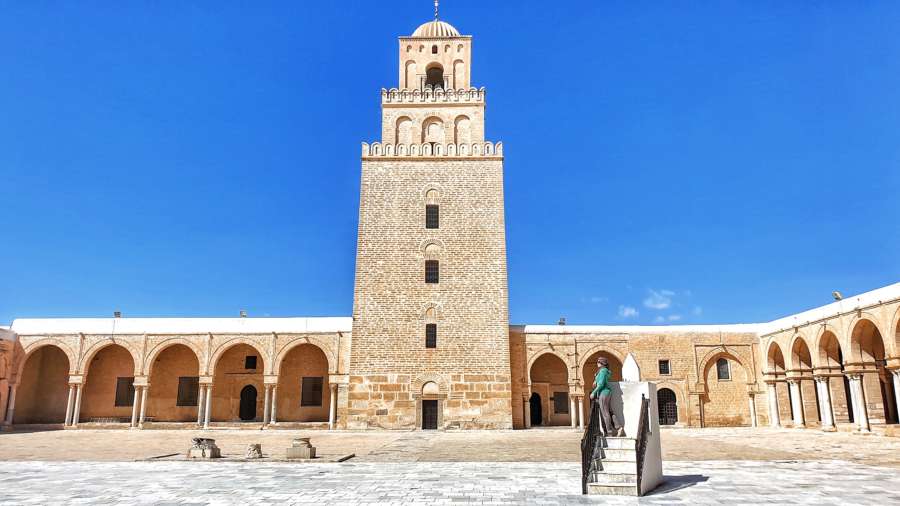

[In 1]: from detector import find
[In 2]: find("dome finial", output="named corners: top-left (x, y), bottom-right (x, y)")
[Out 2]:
top-left (434, 0), bottom-right (439, 21)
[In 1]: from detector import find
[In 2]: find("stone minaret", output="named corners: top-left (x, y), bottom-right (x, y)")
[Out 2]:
top-left (348, 15), bottom-right (512, 429)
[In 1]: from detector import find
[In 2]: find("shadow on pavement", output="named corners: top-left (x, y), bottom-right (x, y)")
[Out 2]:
top-left (647, 474), bottom-right (710, 495)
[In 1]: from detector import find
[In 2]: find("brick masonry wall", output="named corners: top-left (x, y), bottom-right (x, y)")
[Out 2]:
top-left (350, 158), bottom-right (512, 429)
top-left (513, 330), bottom-right (762, 429)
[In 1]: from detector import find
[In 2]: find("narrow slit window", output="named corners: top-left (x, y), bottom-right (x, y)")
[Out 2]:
top-left (244, 356), bottom-right (258, 370)
top-left (425, 260), bottom-right (439, 283)
top-left (426, 204), bottom-right (439, 229)
top-left (425, 323), bottom-right (437, 348)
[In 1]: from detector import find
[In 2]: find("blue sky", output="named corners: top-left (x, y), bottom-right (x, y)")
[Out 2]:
top-left (1, 1), bottom-right (898, 326)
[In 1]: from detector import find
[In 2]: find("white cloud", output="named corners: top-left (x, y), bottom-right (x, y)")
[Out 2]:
top-left (692, 306), bottom-right (703, 316)
top-left (590, 296), bottom-right (608, 304)
top-left (668, 314), bottom-right (682, 321)
top-left (618, 305), bottom-right (639, 318)
top-left (643, 289), bottom-right (674, 309)
top-left (653, 316), bottom-right (665, 323)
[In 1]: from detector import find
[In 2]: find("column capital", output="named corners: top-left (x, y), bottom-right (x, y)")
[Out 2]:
top-left (845, 372), bottom-right (863, 381)
top-left (328, 373), bottom-right (349, 385)
top-left (785, 370), bottom-right (812, 381)
top-left (199, 376), bottom-right (214, 385)
top-left (67, 375), bottom-right (85, 385)
top-left (264, 375), bottom-right (279, 385)
top-left (813, 375), bottom-right (830, 385)
top-left (133, 376), bottom-right (150, 387)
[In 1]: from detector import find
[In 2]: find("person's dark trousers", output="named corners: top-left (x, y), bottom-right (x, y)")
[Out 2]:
top-left (599, 393), bottom-right (616, 434)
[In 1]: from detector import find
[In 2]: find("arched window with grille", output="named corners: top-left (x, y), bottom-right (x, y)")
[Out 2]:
top-left (716, 358), bottom-right (731, 380)
top-left (424, 243), bottom-right (441, 284)
top-left (425, 189), bottom-right (439, 229)
top-left (657, 388), bottom-right (678, 425)
top-left (424, 307), bottom-right (438, 348)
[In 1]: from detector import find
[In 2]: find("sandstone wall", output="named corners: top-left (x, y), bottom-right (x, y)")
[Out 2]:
top-left (513, 328), bottom-right (762, 429)
top-left (350, 158), bottom-right (512, 429)
top-left (8, 327), bottom-right (348, 425)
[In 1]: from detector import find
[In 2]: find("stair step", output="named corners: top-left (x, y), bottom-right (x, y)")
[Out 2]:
top-left (590, 472), bottom-right (637, 484)
top-left (601, 437), bottom-right (637, 450)
top-left (600, 448), bottom-right (636, 460)
top-left (588, 483), bottom-right (639, 496)
top-left (597, 460), bottom-right (638, 474)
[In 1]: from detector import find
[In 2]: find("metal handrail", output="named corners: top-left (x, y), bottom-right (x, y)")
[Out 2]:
top-left (635, 394), bottom-right (651, 494)
top-left (580, 398), bottom-right (607, 494)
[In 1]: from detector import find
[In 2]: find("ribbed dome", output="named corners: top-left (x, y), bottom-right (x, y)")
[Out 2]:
top-left (412, 20), bottom-right (461, 38)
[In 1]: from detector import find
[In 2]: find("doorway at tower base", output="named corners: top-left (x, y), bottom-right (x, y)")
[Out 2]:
top-left (345, 374), bottom-right (514, 430)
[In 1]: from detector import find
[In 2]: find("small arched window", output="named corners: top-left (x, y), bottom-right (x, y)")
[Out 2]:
top-left (716, 358), bottom-right (731, 380)
top-left (425, 65), bottom-right (444, 89)
top-left (432, 45), bottom-right (438, 54)
top-left (425, 189), bottom-right (439, 229)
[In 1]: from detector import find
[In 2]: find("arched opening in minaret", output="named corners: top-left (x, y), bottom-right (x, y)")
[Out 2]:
top-left (425, 64), bottom-right (444, 89)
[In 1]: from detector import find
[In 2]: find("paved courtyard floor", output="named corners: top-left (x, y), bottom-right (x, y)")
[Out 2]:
top-left (2, 459), bottom-right (899, 505)
top-left (1, 427), bottom-right (898, 504)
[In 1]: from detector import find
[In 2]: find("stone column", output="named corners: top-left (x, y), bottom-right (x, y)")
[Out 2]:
top-left (578, 396), bottom-right (585, 430)
top-left (203, 384), bottom-right (213, 429)
top-left (570, 395), bottom-right (577, 428)
top-left (138, 386), bottom-right (148, 428)
top-left (788, 380), bottom-right (805, 428)
top-left (2, 385), bottom-right (17, 425)
top-left (328, 384), bottom-right (337, 430)
top-left (815, 377), bottom-right (835, 431)
top-left (196, 385), bottom-right (206, 426)
top-left (847, 374), bottom-right (870, 432)
top-left (748, 394), bottom-right (758, 428)
top-left (270, 386), bottom-right (278, 424)
top-left (130, 387), bottom-right (141, 428)
top-left (64, 385), bottom-right (76, 426)
top-left (262, 385), bottom-right (271, 425)
top-left (766, 382), bottom-right (780, 427)
top-left (72, 384), bottom-right (83, 426)
top-left (524, 395), bottom-right (531, 429)
top-left (892, 370), bottom-right (900, 422)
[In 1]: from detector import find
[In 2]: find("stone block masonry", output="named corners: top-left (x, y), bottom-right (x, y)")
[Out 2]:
top-left (350, 159), bottom-right (512, 430)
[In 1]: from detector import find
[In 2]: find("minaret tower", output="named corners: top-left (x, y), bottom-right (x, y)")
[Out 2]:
top-left (348, 8), bottom-right (512, 430)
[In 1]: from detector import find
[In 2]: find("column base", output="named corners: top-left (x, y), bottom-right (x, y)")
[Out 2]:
top-left (820, 426), bottom-right (837, 432)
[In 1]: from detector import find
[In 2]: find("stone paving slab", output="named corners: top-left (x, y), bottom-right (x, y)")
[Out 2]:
top-left (2, 427), bottom-right (899, 467)
top-left (1, 459), bottom-right (898, 505)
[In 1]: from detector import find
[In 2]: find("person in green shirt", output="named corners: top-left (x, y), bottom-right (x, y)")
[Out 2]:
top-left (589, 357), bottom-right (624, 436)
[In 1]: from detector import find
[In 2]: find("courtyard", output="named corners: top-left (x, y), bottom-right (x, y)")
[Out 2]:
top-left (1, 427), bottom-right (898, 504)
